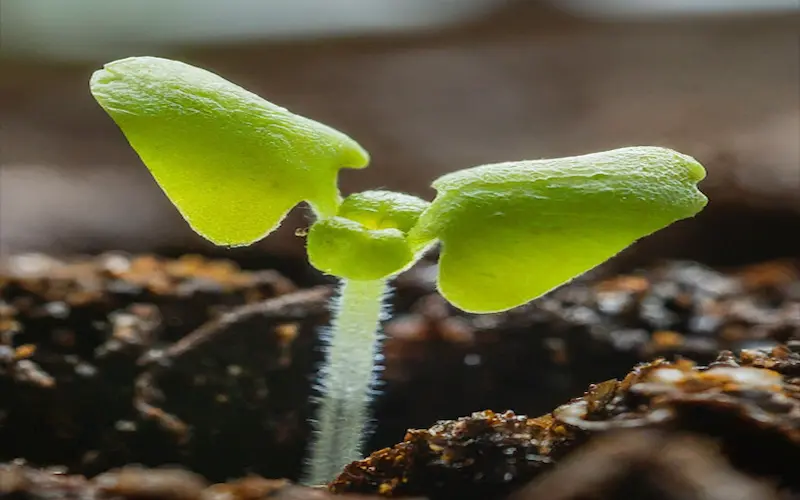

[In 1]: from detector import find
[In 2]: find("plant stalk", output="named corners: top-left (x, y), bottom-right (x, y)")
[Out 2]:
top-left (303, 278), bottom-right (389, 486)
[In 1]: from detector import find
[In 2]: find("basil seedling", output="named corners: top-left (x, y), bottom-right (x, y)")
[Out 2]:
top-left (90, 56), bottom-right (707, 485)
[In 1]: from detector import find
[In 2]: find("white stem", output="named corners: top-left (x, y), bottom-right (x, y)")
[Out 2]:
top-left (303, 278), bottom-right (389, 486)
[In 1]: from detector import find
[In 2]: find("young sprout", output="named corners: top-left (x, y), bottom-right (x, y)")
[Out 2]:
top-left (90, 56), bottom-right (708, 485)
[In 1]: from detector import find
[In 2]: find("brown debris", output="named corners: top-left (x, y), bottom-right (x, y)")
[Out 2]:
top-left (374, 259), bottom-right (800, 449)
top-left (0, 462), bottom-right (404, 500)
top-left (510, 431), bottom-right (780, 500)
top-left (0, 253), bottom-right (307, 478)
top-left (120, 285), bottom-right (333, 481)
top-left (334, 348), bottom-right (800, 499)
top-left (7, 358), bottom-right (56, 388)
top-left (133, 286), bottom-right (332, 447)
top-left (0, 462), bottom-right (90, 498)
top-left (3, 255), bottom-right (800, 497)
top-left (331, 409), bottom-right (562, 499)
top-left (94, 466), bottom-right (208, 499)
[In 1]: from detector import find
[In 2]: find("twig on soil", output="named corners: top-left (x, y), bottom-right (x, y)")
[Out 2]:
top-left (133, 286), bottom-right (334, 441)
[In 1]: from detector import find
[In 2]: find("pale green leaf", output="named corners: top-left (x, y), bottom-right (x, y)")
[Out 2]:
top-left (408, 146), bottom-right (708, 313)
top-left (90, 56), bottom-right (369, 247)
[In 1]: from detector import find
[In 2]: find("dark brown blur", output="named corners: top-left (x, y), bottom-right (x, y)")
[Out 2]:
top-left (1, 1), bottom-right (798, 270)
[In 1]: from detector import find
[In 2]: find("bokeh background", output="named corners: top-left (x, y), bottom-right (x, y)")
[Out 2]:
top-left (1, 0), bottom-right (798, 273)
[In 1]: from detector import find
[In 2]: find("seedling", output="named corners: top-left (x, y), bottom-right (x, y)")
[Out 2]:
top-left (89, 56), bottom-right (708, 485)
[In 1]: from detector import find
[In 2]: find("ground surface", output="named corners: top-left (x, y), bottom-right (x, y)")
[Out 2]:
top-left (1, 254), bottom-right (799, 499)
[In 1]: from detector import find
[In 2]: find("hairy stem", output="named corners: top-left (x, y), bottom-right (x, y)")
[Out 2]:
top-left (303, 278), bottom-right (389, 486)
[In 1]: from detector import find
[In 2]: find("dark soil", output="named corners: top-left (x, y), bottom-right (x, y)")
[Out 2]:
top-left (1, 253), bottom-right (799, 499)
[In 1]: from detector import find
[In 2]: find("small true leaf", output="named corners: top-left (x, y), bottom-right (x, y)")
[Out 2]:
top-left (408, 146), bottom-right (708, 313)
top-left (337, 190), bottom-right (430, 233)
top-left (307, 191), bottom-right (430, 280)
top-left (90, 56), bottom-right (369, 247)
top-left (307, 218), bottom-right (413, 281)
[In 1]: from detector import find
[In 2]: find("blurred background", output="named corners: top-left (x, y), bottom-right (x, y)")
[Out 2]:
top-left (1, 0), bottom-right (798, 272)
